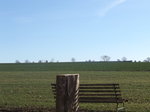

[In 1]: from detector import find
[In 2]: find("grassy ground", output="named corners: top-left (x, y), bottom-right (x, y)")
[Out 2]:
top-left (1, 62), bottom-right (150, 71)
top-left (0, 71), bottom-right (150, 111)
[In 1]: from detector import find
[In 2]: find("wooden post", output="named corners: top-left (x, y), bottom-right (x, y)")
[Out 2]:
top-left (56, 74), bottom-right (79, 112)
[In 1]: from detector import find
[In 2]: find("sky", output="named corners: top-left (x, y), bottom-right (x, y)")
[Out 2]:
top-left (0, 0), bottom-right (150, 63)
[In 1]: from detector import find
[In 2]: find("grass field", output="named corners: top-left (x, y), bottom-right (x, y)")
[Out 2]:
top-left (0, 69), bottom-right (150, 111)
top-left (1, 62), bottom-right (150, 71)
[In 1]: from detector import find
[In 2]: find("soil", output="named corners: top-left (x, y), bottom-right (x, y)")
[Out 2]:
top-left (0, 107), bottom-right (113, 112)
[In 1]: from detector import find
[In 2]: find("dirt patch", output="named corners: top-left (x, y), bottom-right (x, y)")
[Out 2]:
top-left (0, 107), bottom-right (113, 112)
top-left (0, 107), bottom-right (53, 112)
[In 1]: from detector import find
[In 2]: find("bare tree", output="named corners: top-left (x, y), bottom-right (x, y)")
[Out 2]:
top-left (38, 60), bottom-right (42, 63)
top-left (71, 58), bottom-right (76, 62)
top-left (117, 59), bottom-right (121, 62)
top-left (88, 60), bottom-right (91, 62)
top-left (15, 60), bottom-right (20, 63)
top-left (147, 57), bottom-right (150, 62)
top-left (25, 60), bottom-right (30, 63)
top-left (45, 60), bottom-right (49, 63)
top-left (101, 55), bottom-right (111, 62)
top-left (122, 57), bottom-right (127, 61)
top-left (144, 57), bottom-right (150, 62)
top-left (50, 58), bottom-right (54, 63)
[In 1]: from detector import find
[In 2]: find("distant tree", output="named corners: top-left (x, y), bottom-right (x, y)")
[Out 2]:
top-left (38, 60), bottom-right (42, 63)
top-left (88, 60), bottom-right (91, 62)
top-left (25, 60), bottom-right (30, 63)
top-left (50, 58), bottom-right (54, 63)
top-left (144, 57), bottom-right (150, 62)
top-left (122, 57), bottom-right (127, 61)
top-left (45, 60), bottom-right (49, 63)
top-left (101, 55), bottom-right (111, 62)
top-left (15, 60), bottom-right (20, 63)
top-left (117, 59), bottom-right (120, 62)
top-left (71, 58), bottom-right (76, 62)
top-left (147, 57), bottom-right (150, 62)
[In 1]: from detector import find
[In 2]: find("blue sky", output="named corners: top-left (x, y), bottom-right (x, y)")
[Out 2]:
top-left (0, 0), bottom-right (150, 63)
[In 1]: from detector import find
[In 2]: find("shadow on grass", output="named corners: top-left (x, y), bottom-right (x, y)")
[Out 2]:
top-left (0, 107), bottom-right (116, 112)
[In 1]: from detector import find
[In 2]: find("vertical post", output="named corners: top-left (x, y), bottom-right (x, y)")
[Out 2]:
top-left (56, 74), bottom-right (79, 112)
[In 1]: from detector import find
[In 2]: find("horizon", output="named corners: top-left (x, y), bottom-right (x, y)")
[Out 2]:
top-left (0, 0), bottom-right (150, 63)
top-left (0, 59), bottom-right (146, 64)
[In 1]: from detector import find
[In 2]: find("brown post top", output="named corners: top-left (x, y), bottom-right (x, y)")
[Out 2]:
top-left (57, 74), bottom-right (79, 76)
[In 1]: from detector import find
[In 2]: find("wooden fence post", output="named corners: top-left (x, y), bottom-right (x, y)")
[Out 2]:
top-left (56, 74), bottom-right (79, 112)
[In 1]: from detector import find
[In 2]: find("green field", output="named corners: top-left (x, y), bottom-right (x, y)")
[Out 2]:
top-left (0, 63), bottom-right (150, 111)
top-left (1, 62), bottom-right (150, 71)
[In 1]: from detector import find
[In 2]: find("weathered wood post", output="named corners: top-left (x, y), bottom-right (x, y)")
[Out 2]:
top-left (56, 74), bottom-right (79, 112)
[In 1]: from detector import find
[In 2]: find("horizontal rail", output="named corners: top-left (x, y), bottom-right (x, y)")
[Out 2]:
top-left (53, 92), bottom-right (121, 97)
top-left (51, 87), bottom-right (120, 90)
top-left (51, 83), bottom-right (56, 86)
top-left (79, 90), bottom-right (121, 92)
top-left (52, 96), bottom-right (123, 101)
top-left (51, 83), bottom-right (119, 87)
top-left (79, 97), bottom-right (122, 100)
top-left (51, 93), bottom-right (122, 97)
top-left (79, 100), bottom-right (123, 103)
top-left (79, 93), bottom-right (121, 96)
top-left (80, 84), bottom-right (119, 86)
top-left (79, 87), bottom-right (120, 89)
top-left (51, 87), bottom-right (56, 89)
top-left (52, 90), bottom-right (121, 93)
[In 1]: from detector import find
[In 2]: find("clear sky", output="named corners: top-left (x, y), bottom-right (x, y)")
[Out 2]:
top-left (0, 0), bottom-right (150, 63)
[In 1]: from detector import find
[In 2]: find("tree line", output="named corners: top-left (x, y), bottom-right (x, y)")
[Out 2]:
top-left (15, 55), bottom-right (150, 63)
